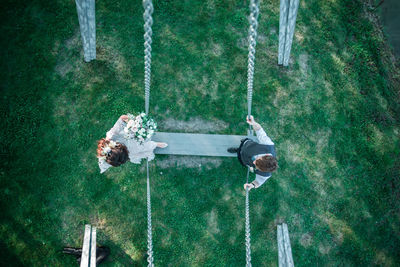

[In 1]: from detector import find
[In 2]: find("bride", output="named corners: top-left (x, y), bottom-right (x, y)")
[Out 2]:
top-left (97, 115), bottom-right (167, 173)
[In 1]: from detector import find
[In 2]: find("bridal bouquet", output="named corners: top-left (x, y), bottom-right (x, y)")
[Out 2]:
top-left (124, 112), bottom-right (157, 143)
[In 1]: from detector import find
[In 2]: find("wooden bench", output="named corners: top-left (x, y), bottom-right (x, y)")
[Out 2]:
top-left (152, 132), bottom-right (257, 157)
top-left (80, 224), bottom-right (97, 267)
top-left (277, 223), bottom-right (294, 267)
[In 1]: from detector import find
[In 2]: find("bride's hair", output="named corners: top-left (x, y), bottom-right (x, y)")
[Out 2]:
top-left (97, 138), bottom-right (129, 167)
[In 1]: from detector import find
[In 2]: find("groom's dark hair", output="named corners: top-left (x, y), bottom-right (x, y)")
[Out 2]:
top-left (255, 155), bottom-right (278, 172)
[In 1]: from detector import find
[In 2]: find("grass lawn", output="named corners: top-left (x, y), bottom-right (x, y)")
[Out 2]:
top-left (1, 0), bottom-right (399, 266)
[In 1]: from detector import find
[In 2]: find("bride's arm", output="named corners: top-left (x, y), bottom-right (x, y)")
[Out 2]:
top-left (106, 115), bottom-right (129, 140)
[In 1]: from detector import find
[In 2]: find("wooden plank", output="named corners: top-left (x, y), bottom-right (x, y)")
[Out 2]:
top-left (282, 223), bottom-right (294, 267)
top-left (80, 225), bottom-right (91, 267)
top-left (277, 224), bottom-right (286, 267)
top-left (152, 132), bottom-right (257, 157)
top-left (75, 0), bottom-right (96, 62)
top-left (278, 0), bottom-right (289, 65)
top-left (90, 227), bottom-right (96, 267)
top-left (283, 0), bottom-right (300, 66)
top-left (75, 0), bottom-right (89, 62)
top-left (87, 0), bottom-right (96, 61)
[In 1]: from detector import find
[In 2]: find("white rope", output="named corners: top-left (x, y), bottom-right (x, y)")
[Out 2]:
top-left (143, 0), bottom-right (153, 115)
top-left (143, 1), bottom-right (154, 266)
top-left (245, 1), bottom-right (260, 266)
top-left (146, 160), bottom-right (154, 267)
top-left (247, 0), bottom-right (260, 118)
top-left (245, 169), bottom-right (252, 267)
top-left (141, 1), bottom-right (259, 265)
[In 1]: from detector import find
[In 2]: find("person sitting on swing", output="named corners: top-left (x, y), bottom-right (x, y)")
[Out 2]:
top-left (97, 115), bottom-right (168, 173)
top-left (228, 116), bottom-right (278, 190)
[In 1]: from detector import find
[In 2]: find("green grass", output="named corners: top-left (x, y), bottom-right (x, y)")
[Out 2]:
top-left (1, 0), bottom-right (399, 266)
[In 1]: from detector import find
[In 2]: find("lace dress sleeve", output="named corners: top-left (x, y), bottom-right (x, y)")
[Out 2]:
top-left (106, 118), bottom-right (125, 140)
top-left (98, 158), bottom-right (112, 173)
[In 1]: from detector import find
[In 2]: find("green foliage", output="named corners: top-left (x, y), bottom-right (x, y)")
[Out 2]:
top-left (1, 0), bottom-right (399, 266)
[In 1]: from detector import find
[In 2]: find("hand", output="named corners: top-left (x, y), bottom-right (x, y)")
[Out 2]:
top-left (246, 115), bottom-right (256, 126)
top-left (246, 115), bottom-right (261, 131)
top-left (120, 115), bottom-right (129, 122)
top-left (157, 142), bottom-right (168, 148)
top-left (244, 183), bottom-right (255, 190)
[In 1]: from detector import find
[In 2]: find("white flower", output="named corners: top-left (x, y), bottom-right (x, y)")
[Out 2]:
top-left (124, 128), bottom-right (129, 133)
top-left (141, 112), bottom-right (146, 117)
top-left (127, 120), bottom-right (134, 128)
top-left (132, 127), bottom-right (138, 133)
top-left (102, 146), bottom-right (111, 155)
top-left (139, 128), bottom-right (145, 135)
top-left (148, 129), bottom-right (154, 135)
top-left (108, 140), bottom-right (116, 148)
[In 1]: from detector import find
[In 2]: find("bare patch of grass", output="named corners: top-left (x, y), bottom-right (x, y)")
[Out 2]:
top-left (295, 29), bottom-right (305, 43)
top-left (212, 42), bottom-right (223, 57)
top-left (258, 33), bottom-right (267, 44)
top-left (65, 29), bottom-right (81, 49)
top-left (300, 232), bottom-right (313, 247)
top-left (206, 208), bottom-right (220, 234)
top-left (55, 61), bottom-right (74, 78)
top-left (55, 29), bottom-right (81, 78)
top-left (236, 37), bottom-right (247, 50)
top-left (299, 53), bottom-right (309, 76)
top-left (96, 44), bottom-right (132, 82)
top-left (311, 128), bottom-right (332, 152)
top-left (122, 242), bottom-right (142, 262)
top-left (318, 241), bottom-right (332, 255)
top-left (272, 84), bottom-right (289, 107)
top-left (374, 250), bottom-right (395, 266)
top-left (280, 141), bottom-right (303, 163)
top-left (320, 211), bottom-right (354, 246)
top-left (155, 155), bottom-right (222, 170)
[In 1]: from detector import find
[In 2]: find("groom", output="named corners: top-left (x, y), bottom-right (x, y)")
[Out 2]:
top-left (228, 116), bottom-right (278, 190)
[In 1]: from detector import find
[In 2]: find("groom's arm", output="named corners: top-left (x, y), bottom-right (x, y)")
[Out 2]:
top-left (253, 173), bottom-right (272, 187)
top-left (245, 173), bottom-right (272, 189)
top-left (255, 127), bottom-right (274, 145)
top-left (247, 116), bottom-right (274, 145)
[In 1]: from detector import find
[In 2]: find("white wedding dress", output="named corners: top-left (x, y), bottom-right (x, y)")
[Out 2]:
top-left (98, 118), bottom-right (157, 173)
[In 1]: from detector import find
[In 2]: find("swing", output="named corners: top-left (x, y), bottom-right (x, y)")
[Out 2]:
top-left (141, 1), bottom-right (261, 266)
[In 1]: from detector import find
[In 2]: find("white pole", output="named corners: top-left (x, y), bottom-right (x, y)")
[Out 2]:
top-left (283, 0), bottom-right (300, 66)
top-left (75, 0), bottom-right (96, 62)
top-left (278, 0), bottom-right (289, 65)
top-left (87, 0), bottom-right (96, 61)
